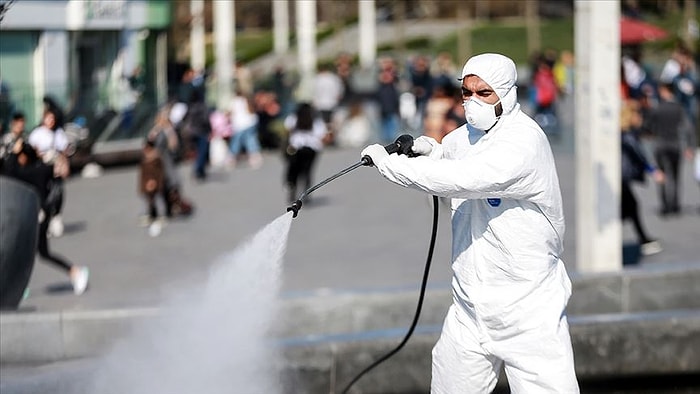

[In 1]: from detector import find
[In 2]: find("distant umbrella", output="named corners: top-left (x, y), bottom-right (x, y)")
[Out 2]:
top-left (620, 17), bottom-right (669, 45)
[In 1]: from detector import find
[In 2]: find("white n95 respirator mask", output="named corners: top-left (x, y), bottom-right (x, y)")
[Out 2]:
top-left (463, 97), bottom-right (501, 131)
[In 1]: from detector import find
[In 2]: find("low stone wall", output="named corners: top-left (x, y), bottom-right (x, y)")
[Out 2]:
top-left (1, 265), bottom-right (699, 394)
top-left (276, 265), bottom-right (700, 338)
top-left (279, 310), bottom-right (700, 393)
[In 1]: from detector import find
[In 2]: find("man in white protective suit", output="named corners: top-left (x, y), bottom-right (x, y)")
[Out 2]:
top-left (360, 53), bottom-right (579, 393)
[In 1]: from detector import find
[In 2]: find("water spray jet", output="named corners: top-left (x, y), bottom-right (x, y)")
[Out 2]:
top-left (284, 134), bottom-right (440, 393)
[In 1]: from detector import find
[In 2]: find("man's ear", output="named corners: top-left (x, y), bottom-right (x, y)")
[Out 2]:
top-left (495, 102), bottom-right (503, 117)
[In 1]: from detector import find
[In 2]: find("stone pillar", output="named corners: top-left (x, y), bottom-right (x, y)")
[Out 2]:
top-left (40, 31), bottom-right (69, 106)
top-left (525, 0), bottom-right (541, 56)
top-left (574, 0), bottom-right (622, 272)
top-left (295, 0), bottom-right (316, 101)
top-left (214, 0), bottom-right (234, 109)
top-left (358, 0), bottom-right (376, 69)
top-left (190, 0), bottom-right (206, 73)
top-left (0, 177), bottom-right (40, 310)
top-left (273, 0), bottom-right (289, 55)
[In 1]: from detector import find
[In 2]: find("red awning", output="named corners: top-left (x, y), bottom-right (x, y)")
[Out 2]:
top-left (620, 17), bottom-right (669, 45)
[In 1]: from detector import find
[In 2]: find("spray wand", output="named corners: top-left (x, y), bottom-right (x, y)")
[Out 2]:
top-left (286, 134), bottom-right (416, 218)
top-left (285, 135), bottom-right (440, 393)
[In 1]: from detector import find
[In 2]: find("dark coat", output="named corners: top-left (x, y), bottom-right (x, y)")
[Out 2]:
top-left (139, 148), bottom-right (164, 196)
top-left (621, 131), bottom-right (652, 183)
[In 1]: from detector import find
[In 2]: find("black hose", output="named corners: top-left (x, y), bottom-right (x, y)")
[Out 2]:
top-left (287, 159), bottom-right (369, 218)
top-left (340, 195), bottom-right (440, 394)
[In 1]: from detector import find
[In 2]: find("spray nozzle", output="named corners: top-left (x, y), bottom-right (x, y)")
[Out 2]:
top-left (287, 199), bottom-right (302, 218)
top-left (362, 134), bottom-right (415, 166)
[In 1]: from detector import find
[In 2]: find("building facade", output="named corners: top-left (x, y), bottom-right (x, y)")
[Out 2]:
top-left (0, 0), bottom-right (170, 131)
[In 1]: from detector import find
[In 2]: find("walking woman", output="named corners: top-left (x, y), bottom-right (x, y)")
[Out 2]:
top-left (3, 141), bottom-right (89, 294)
top-left (620, 100), bottom-right (664, 256)
top-left (283, 102), bottom-right (328, 202)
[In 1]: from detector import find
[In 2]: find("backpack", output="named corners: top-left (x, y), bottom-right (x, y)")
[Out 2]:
top-left (535, 71), bottom-right (557, 107)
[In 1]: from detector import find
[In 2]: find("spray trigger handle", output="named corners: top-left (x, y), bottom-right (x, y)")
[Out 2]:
top-left (363, 134), bottom-right (416, 167)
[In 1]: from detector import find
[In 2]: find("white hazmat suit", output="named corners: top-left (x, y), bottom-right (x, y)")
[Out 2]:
top-left (362, 54), bottom-right (579, 393)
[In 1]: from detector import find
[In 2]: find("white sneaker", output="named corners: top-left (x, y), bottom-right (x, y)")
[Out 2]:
top-left (148, 221), bottom-right (162, 237)
top-left (641, 240), bottom-right (662, 256)
top-left (49, 215), bottom-right (64, 238)
top-left (71, 266), bottom-right (89, 295)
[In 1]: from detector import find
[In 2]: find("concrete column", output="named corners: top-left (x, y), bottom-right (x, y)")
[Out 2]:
top-left (574, 0), bottom-right (621, 273)
top-left (296, 0), bottom-right (316, 101)
top-left (214, 0), bottom-right (234, 109)
top-left (525, 0), bottom-right (541, 56)
top-left (41, 31), bottom-right (69, 106)
top-left (190, 0), bottom-right (206, 73)
top-left (66, 0), bottom-right (85, 30)
top-left (358, 0), bottom-right (376, 69)
top-left (456, 2), bottom-right (472, 63)
top-left (156, 31), bottom-right (168, 105)
top-left (120, 30), bottom-right (139, 76)
top-left (273, 0), bottom-right (289, 55)
top-left (683, 0), bottom-right (698, 48)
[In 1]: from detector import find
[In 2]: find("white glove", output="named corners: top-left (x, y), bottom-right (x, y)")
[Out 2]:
top-left (411, 136), bottom-right (439, 156)
top-left (361, 144), bottom-right (389, 166)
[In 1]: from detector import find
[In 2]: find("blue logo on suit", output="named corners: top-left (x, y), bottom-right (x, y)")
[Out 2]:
top-left (487, 198), bottom-right (501, 207)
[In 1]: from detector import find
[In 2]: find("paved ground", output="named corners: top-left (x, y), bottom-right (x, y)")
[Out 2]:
top-left (13, 97), bottom-right (700, 313)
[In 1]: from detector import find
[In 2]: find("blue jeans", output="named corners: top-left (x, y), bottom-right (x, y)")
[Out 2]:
top-left (381, 114), bottom-right (399, 143)
top-left (194, 134), bottom-right (209, 179)
top-left (229, 124), bottom-right (261, 156)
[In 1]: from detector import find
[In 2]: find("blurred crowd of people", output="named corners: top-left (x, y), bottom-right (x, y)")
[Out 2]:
top-left (1, 41), bottom-right (697, 299)
top-left (618, 41), bottom-right (698, 256)
top-left (0, 101), bottom-right (89, 296)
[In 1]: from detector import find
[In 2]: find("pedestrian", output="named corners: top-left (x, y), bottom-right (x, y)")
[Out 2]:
top-left (147, 107), bottom-right (192, 218)
top-left (181, 90), bottom-right (211, 180)
top-left (229, 89), bottom-right (262, 169)
top-left (409, 54), bottom-right (434, 130)
top-left (2, 141), bottom-right (89, 294)
top-left (28, 108), bottom-right (71, 238)
top-left (660, 43), bottom-right (697, 128)
top-left (360, 53), bottom-right (579, 393)
top-left (312, 63), bottom-right (344, 145)
top-left (530, 53), bottom-right (560, 134)
top-left (254, 91), bottom-right (282, 150)
top-left (208, 107), bottom-right (233, 169)
top-left (621, 99), bottom-right (664, 255)
top-left (644, 83), bottom-right (696, 216)
top-left (283, 102), bottom-right (327, 203)
top-left (423, 82), bottom-right (455, 143)
top-left (375, 58), bottom-right (401, 144)
top-left (0, 111), bottom-right (26, 169)
top-left (138, 139), bottom-right (165, 237)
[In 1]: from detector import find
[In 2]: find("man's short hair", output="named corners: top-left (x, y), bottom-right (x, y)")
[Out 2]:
top-left (12, 112), bottom-right (24, 121)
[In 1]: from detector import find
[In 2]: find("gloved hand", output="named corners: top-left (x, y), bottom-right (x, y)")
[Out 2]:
top-left (361, 144), bottom-right (389, 166)
top-left (411, 136), bottom-right (439, 156)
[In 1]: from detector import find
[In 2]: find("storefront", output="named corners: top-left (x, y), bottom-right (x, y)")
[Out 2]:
top-left (0, 0), bottom-right (170, 131)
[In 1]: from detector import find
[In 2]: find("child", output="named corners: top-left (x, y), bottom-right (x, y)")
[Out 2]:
top-left (139, 140), bottom-right (165, 237)
top-left (283, 102), bottom-right (327, 202)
